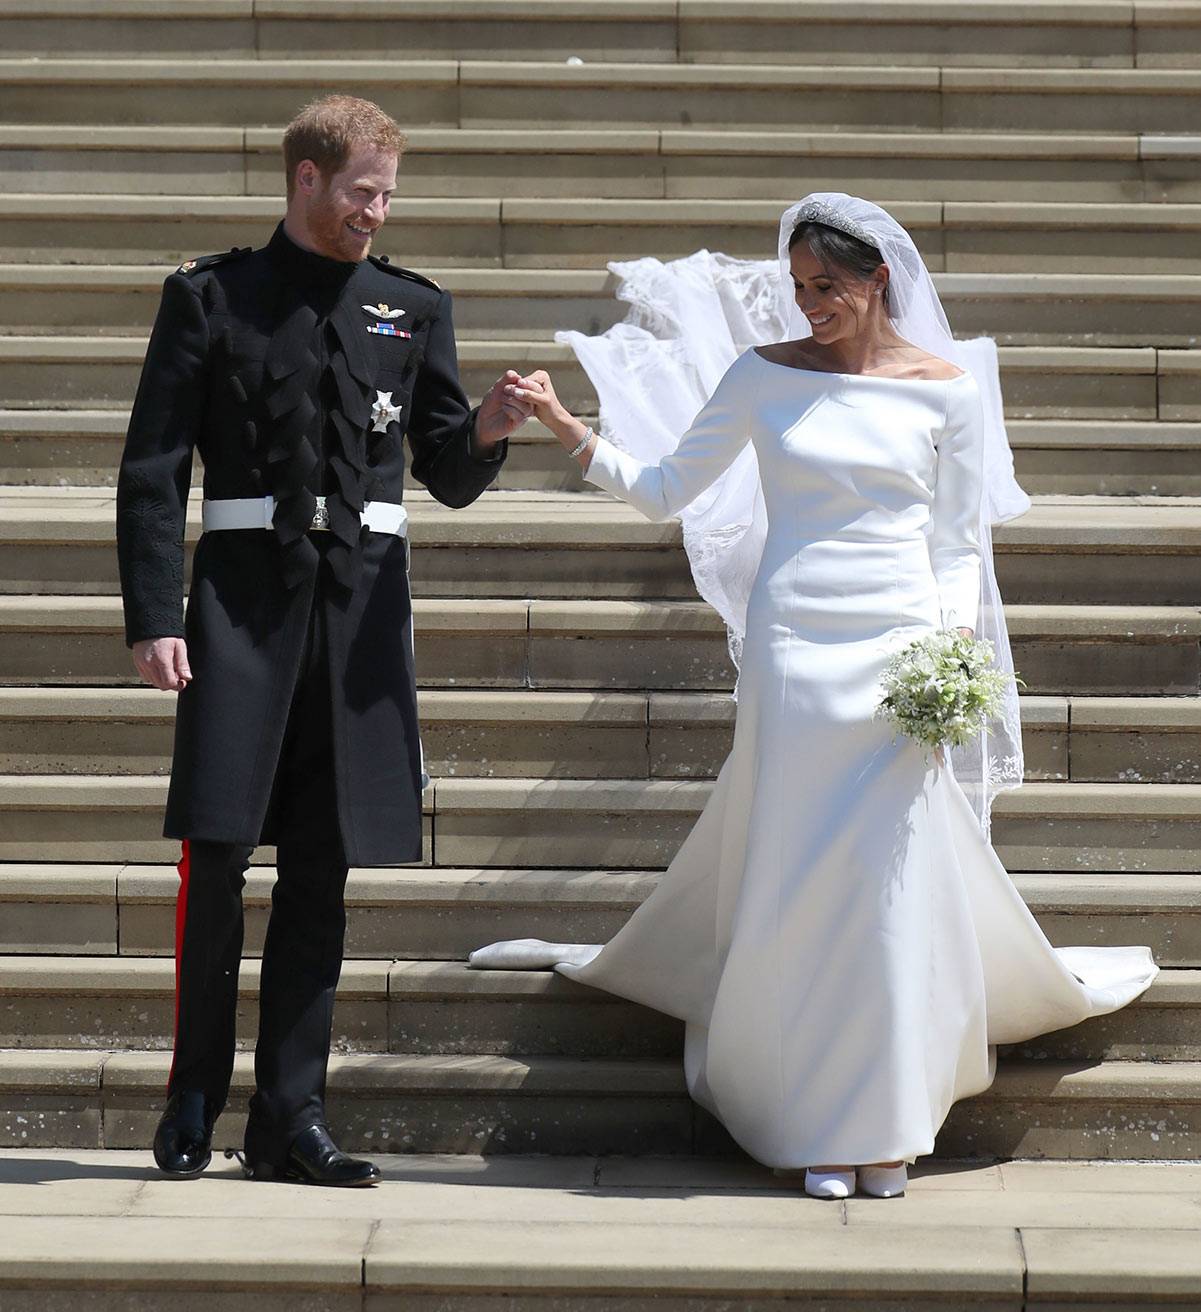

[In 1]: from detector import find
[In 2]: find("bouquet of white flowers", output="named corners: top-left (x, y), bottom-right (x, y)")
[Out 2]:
top-left (877, 629), bottom-right (1019, 754)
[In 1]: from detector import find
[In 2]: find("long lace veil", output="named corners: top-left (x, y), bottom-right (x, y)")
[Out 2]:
top-left (556, 193), bottom-right (1029, 834)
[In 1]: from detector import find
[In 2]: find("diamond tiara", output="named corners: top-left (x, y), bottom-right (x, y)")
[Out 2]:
top-left (790, 200), bottom-right (879, 251)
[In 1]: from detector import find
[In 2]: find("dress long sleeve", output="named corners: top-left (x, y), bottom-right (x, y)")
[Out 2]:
top-left (584, 352), bottom-right (753, 521)
top-left (116, 272), bottom-right (208, 647)
top-left (928, 376), bottom-right (985, 632)
top-left (408, 288), bottom-right (505, 508)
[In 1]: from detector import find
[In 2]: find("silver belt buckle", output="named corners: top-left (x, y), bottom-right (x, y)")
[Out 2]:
top-left (311, 495), bottom-right (330, 531)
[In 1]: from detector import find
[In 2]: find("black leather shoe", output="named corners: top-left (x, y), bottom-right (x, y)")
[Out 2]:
top-left (247, 1124), bottom-right (380, 1187)
top-left (152, 1090), bottom-right (218, 1177)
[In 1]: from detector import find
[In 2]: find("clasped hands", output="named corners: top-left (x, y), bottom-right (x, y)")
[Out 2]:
top-left (499, 369), bottom-right (595, 465)
top-left (476, 368), bottom-right (583, 457)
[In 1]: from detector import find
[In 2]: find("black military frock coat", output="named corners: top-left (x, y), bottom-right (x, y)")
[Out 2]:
top-left (117, 224), bottom-right (505, 865)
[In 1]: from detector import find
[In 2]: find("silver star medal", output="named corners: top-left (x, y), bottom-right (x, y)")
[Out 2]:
top-left (362, 303), bottom-right (405, 320)
top-left (371, 390), bottom-right (403, 432)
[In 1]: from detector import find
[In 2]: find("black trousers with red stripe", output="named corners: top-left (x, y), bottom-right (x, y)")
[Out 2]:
top-left (167, 599), bottom-right (351, 1150)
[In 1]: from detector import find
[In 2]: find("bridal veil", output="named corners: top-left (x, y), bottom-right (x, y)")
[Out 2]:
top-left (556, 192), bottom-right (1028, 832)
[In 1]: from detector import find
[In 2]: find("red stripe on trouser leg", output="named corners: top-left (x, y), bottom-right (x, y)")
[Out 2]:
top-left (166, 838), bottom-right (191, 1090)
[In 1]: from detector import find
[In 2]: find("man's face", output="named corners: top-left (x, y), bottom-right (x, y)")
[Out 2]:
top-left (292, 145), bottom-right (398, 262)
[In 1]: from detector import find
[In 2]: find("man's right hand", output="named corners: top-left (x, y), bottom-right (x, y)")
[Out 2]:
top-left (132, 637), bottom-right (192, 692)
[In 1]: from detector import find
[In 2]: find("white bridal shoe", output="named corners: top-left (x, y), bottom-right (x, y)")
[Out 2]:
top-left (857, 1164), bottom-right (908, 1198)
top-left (803, 1169), bottom-right (856, 1200)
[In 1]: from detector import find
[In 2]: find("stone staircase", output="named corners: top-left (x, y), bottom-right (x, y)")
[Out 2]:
top-left (2, 0), bottom-right (1201, 1303)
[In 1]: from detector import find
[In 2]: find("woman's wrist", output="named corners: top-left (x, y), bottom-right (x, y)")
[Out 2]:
top-left (566, 425), bottom-right (596, 461)
top-left (548, 407), bottom-right (586, 448)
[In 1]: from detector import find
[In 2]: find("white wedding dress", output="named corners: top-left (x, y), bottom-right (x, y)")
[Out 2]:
top-left (472, 347), bottom-right (1157, 1167)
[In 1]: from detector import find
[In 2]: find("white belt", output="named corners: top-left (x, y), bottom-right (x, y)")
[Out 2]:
top-left (201, 495), bottom-right (408, 537)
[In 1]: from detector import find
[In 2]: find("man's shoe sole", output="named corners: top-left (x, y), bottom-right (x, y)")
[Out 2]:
top-left (245, 1160), bottom-right (380, 1187)
top-left (152, 1151), bottom-right (212, 1179)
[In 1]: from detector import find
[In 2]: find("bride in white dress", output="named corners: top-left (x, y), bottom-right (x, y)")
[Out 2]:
top-left (469, 195), bottom-right (1157, 1200)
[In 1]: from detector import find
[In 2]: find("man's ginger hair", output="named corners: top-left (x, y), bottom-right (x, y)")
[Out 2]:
top-left (282, 95), bottom-right (407, 199)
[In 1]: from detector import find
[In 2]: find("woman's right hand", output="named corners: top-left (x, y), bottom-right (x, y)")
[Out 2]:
top-left (506, 370), bottom-right (596, 463)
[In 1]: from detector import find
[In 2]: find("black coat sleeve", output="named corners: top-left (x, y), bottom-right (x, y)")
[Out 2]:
top-left (407, 288), bottom-right (506, 508)
top-left (116, 272), bottom-right (209, 647)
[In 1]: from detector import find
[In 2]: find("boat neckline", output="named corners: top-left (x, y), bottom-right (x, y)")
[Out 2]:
top-left (750, 346), bottom-right (969, 384)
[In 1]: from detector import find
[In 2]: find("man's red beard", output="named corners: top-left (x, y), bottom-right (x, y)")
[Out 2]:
top-left (307, 190), bottom-right (374, 263)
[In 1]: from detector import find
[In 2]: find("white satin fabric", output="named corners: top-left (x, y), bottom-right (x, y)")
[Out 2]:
top-left (472, 350), bottom-right (1157, 1167)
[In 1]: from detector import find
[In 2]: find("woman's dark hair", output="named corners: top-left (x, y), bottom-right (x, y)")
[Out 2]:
top-left (788, 221), bottom-right (889, 309)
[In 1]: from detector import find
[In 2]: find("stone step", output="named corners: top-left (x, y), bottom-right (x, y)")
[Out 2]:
top-left (1, 0), bottom-right (1188, 68)
top-left (7, 863), bottom-right (1200, 967)
top-left (0, 408), bottom-right (587, 492)
top-left (3, 489), bottom-right (1200, 605)
top-left (0, 863), bottom-right (656, 959)
top-left (0, 773), bottom-right (426, 866)
top-left (990, 498), bottom-right (1201, 603)
top-left (1063, 695), bottom-right (1201, 782)
top-left (0, 0), bottom-right (680, 64)
top-left (3, 1154), bottom-right (1201, 1311)
top-left (10, 265), bottom-right (1201, 349)
top-left (0, 774), bottom-right (1197, 870)
top-left (7, 127), bottom-right (1201, 204)
top-left (1, 595), bottom-right (1197, 696)
top-left (1007, 420), bottom-right (1201, 496)
top-left (1, 687), bottom-right (1198, 784)
top-left (4, 409), bottom-right (1199, 498)
top-left (0, 953), bottom-right (1191, 1063)
top-left (0, 594), bottom-right (544, 689)
top-left (1, 336), bottom-right (1194, 421)
top-left (8, 60), bottom-right (1201, 136)
top-left (8, 196), bottom-right (1201, 272)
top-left (0, 955), bottom-right (394, 1055)
top-left (937, 274), bottom-right (1201, 348)
top-left (3, 1047), bottom-right (1199, 1159)
top-left (431, 777), bottom-right (1201, 874)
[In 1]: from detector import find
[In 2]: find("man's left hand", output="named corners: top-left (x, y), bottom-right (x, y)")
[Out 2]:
top-left (474, 370), bottom-right (535, 453)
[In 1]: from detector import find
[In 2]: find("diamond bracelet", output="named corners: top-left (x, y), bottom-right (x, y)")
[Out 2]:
top-left (568, 426), bottom-right (595, 460)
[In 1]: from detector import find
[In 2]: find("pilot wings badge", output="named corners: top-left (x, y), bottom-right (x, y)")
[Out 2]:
top-left (363, 302), bottom-right (412, 337)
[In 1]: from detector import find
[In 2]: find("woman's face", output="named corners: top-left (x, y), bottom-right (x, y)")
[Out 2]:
top-left (789, 242), bottom-right (886, 345)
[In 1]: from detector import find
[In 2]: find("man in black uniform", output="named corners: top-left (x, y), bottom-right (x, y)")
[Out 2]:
top-left (117, 96), bottom-right (532, 1185)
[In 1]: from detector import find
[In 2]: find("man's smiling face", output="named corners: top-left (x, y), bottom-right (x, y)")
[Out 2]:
top-left (293, 145), bottom-right (397, 263)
